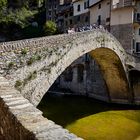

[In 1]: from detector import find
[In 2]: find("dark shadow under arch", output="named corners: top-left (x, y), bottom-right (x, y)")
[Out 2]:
top-left (45, 47), bottom-right (131, 104)
top-left (89, 48), bottom-right (131, 103)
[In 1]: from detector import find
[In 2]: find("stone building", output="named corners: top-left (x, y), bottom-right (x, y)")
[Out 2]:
top-left (110, 0), bottom-right (140, 54)
top-left (73, 0), bottom-right (90, 27)
top-left (45, 0), bottom-right (60, 21)
top-left (89, 0), bottom-right (111, 30)
top-left (88, 0), bottom-right (140, 55)
top-left (56, 0), bottom-right (74, 32)
top-left (48, 0), bottom-right (140, 98)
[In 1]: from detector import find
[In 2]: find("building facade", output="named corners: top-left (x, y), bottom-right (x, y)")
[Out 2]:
top-left (47, 0), bottom-right (140, 101)
top-left (110, 0), bottom-right (134, 53)
top-left (134, 1), bottom-right (140, 53)
top-left (45, 0), bottom-right (60, 21)
top-left (57, 1), bottom-right (74, 32)
top-left (89, 0), bottom-right (111, 30)
top-left (73, 0), bottom-right (90, 27)
top-left (88, 0), bottom-right (140, 54)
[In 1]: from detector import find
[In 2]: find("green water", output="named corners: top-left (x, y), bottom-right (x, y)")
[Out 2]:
top-left (37, 93), bottom-right (140, 140)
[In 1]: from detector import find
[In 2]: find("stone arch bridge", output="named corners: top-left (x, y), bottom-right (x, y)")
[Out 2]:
top-left (0, 29), bottom-right (140, 106)
top-left (0, 30), bottom-right (140, 139)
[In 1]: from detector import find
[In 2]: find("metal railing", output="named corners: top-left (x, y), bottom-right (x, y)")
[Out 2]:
top-left (112, 0), bottom-right (133, 10)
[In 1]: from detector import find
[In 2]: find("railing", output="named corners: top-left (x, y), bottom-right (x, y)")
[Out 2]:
top-left (112, 0), bottom-right (133, 10)
top-left (124, 0), bottom-right (133, 6)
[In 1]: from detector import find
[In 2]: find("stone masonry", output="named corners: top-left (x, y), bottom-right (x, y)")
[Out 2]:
top-left (0, 29), bottom-right (139, 106)
top-left (0, 76), bottom-right (83, 140)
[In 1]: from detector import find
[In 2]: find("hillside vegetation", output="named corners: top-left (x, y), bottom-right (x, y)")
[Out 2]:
top-left (0, 0), bottom-right (48, 41)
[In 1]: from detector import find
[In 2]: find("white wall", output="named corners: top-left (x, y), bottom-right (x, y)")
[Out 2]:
top-left (73, 0), bottom-right (89, 16)
top-left (89, 0), bottom-right (110, 25)
top-left (111, 7), bottom-right (133, 25)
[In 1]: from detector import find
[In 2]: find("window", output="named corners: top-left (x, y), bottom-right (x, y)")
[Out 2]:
top-left (98, 3), bottom-right (101, 9)
top-left (97, 15), bottom-right (101, 25)
top-left (49, 11), bottom-right (51, 16)
top-left (84, 2), bottom-right (87, 9)
top-left (87, 0), bottom-right (89, 7)
top-left (106, 17), bottom-right (110, 22)
top-left (69, 19), bottom-right (72, 25)
top-left (49, 5), bottom-right (52, 9)
top-left (85, 16), bottom-right (89, 22)
top-left (77, 4), bottom-right (81, 11)
top-left (65, 14), bottom-right (68, 18)
top-left (139, 28), bottom-right (140, 35)
top-left (77, 16), bottom-right (80, 22)
top-left (137, 13), bottom-right (140, 21)
top-left (70, 12), bottom-right (73, 16)
top-left (136, 42), bottom-right (140, 53)
top-left (54, 4), bottom-right (57, 8)
top-left (65, 21), bottom-right (68, 26)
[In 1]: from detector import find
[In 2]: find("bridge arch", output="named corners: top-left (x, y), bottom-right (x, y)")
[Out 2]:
top-left (0, 30), bottom-right (132, 106)
top-left (29, 31), bottom-right (131, 106)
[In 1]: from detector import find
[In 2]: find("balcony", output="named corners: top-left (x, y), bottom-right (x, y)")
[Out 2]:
top-left (124, 0), bottom-right (133, 6)
top-left (112, 0), bottom-right (134, 10)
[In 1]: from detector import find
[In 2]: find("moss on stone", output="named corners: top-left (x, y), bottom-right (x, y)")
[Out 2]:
top-left (21, 48), bottom-right (28, 56)
top-left (15, 80), bottom-right (22, 89)
top-left (8, 62), bottom-right (15, 69)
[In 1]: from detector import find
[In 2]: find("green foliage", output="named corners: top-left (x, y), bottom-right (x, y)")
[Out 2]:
top-left (23, 25), bottom-right (43, 38)
top-left (23, 70), bottom-right (37, 86)
top-left (15, 80), bottom-right (22, 88)
top-left (27, 56), bottom-right (36, 65)
top-left (28, 71), bottom-right (37, 80)
top-left (21, 48), bottom-right (27, 55)
top-left (36, 55), bottom-right (42, 60)
top-left (27, 55), bottom-right (42, 65)
top-left (8, 61), bottom-right (15, 68)
top-left (0, 7), bottom-right (37, 28)
top-left (0, 0), bottom-right (7, 9)
top-left (43, 21), bottom-right (57, 35)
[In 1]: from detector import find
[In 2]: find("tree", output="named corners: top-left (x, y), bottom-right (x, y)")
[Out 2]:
top-left (43, 20), bottom-right (57, 35)
top-left (0, 0), bottom-right (7, 8)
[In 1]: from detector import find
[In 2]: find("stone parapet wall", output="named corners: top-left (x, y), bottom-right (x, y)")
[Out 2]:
top-left (0, 34), bottom-right (75, 75)
top-left (0, 76), bottom-right (83, 140)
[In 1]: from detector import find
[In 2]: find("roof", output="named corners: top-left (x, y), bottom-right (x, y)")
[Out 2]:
top-left (73, 0), bottom-right (83, 3)
top-left (88, 0), bottom-right (103, 8)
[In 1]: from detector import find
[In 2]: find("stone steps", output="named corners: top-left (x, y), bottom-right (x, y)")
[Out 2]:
top-left (0, 76), bottom-right (84, 140)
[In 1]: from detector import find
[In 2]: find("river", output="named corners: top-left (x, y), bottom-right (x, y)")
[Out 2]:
top-left (37, 92), bottom-right (140, 140)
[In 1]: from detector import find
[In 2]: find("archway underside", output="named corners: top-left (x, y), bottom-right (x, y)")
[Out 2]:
top-left (89, 48), bottom-right (131, 103)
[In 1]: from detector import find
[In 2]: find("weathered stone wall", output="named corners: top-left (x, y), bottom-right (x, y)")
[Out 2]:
top-left (58, 54), bottom-right (109, 101)
top-left (0, 30), bottom-right (137, 106)
top-left (110, 24), bottom-right (133, 53)
top-left (0, 77), bottom-right (83, 140)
